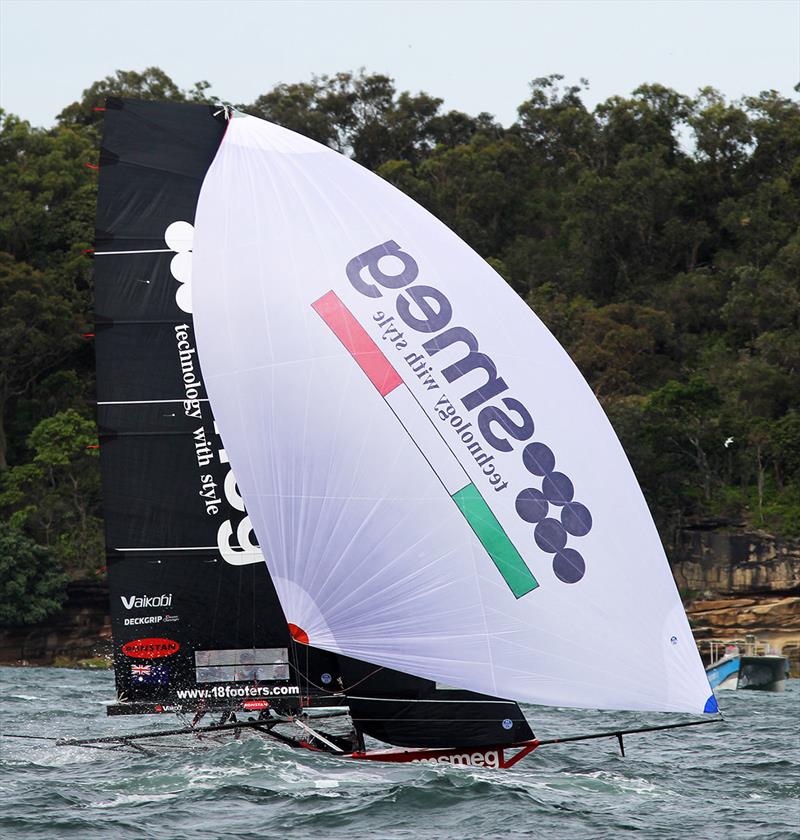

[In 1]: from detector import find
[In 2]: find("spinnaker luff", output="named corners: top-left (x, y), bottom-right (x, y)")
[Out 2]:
top-left (191, 112), bottom-right (716, 716)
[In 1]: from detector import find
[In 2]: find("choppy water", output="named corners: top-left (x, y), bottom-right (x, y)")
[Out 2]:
top-left (0, 667), bottom-right (798, 839)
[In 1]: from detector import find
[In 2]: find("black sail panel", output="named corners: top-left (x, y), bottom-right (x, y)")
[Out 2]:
top-left (338, 657), bottom-right (534, 748)
top-left (94, 99), bottom-right (305, 715)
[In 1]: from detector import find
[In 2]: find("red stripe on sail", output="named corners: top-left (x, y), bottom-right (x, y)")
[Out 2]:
top-left (312, 290), bottom-right (402, 397)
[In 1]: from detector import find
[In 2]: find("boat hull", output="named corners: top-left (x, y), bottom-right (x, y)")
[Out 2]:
top-left (738, 656), bottom-right (788, 692)
top-left (346, 740), bottom-right (540, 769)
top-left (705, 654), bottom-right (740, 691)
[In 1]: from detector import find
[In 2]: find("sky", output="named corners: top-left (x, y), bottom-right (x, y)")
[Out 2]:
top-left (1, 0), bottom-right (798, 128)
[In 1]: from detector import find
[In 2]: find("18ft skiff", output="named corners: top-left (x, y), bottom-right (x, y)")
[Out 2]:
top-left (6, 99), bottom-right (721, 766)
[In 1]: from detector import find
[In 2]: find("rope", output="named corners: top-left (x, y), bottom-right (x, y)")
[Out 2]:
top-left (287, 655), bottom-right (384, 695)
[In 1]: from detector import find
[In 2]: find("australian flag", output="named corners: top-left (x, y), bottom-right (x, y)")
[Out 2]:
top-left (130, 664), bottom-right (169, 685)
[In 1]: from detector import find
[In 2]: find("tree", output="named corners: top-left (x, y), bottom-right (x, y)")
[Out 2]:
top-left (566, 302), bottom-right (676, 398)
top-left (408, 134), bottom-right (531, 257)
top-left (56, 67), bottom-right (214, 133)
top-left (643, 377), bottom-right (723, 507)
top-left (3, 66), bottom-right (800, 587)
top-left (689, 88), bottom-right (752, 178)
top-left (0, 254), bottom-right (82, 468)
top-left (248, 70), bottom-right (484, 170)
top-left (0, 409), bottom-right (102, 574)
top-left (770, 411), bottom-right (800, 487)
top-left (248, 73), bottom-right (358, 151)
top-left (0, 110), bottom-right (96, 268)
top-left (566, 144), bottom-right (694, 299)
top-left (741, 89), bottom-right (800, 183)
top-left (0, 526), bottom-right (67, 626)
top-left (515, 75), bottom-right (596, 169)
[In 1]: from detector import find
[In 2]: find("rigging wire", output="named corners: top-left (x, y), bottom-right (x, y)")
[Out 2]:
top-left (286, 649), bottom-right (385, 695)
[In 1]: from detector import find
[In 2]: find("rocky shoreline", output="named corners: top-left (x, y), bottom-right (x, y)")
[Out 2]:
top-left (672, 528), bottom-right (800, 673)
top-left (2, 529), bottom-right (798, 674)
top-left (0, 579), bottom-right (112, 668)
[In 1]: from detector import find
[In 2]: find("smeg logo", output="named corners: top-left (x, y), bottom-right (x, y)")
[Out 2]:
top-left (165, 220), bottom-right (194, 314)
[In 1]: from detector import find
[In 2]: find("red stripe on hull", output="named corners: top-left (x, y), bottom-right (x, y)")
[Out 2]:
top-left (345, 740), bottom-right (540, 769)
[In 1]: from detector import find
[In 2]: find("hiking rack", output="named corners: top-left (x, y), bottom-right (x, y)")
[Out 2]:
top-left (2, 714), bottom-right (723, 761)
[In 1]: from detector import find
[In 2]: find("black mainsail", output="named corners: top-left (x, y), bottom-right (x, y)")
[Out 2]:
top-left (94, 98), bottom-right (310, 714)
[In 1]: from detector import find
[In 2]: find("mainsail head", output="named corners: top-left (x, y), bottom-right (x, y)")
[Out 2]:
top-left (191, 114), bottom-right (716, 715)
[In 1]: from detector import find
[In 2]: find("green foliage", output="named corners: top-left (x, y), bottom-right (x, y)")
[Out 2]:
top-left (0, 251), bottom-right (83, 467)
top-left (52, 655), bottom-right (112, 669)
top-left (57, 67), bottom-right (214, 135)
top-left (1, 410), bottom-right (102, 576)
top-left (248, 70), bottom-right (499, 170)
top-left (0, 111), bottom-right (96, 267)
top-left (1, 68), bottom-right (799, 625)
top-left (0, 526), bottom-right (67, 626)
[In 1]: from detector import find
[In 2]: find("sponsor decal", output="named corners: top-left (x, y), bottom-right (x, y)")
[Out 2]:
top-left (176, 684), bottom-right (299, 700)
top-left (122, 613), bottom-right (179, 626)
top-left (170, 313), bottom-right (263, 568)
top-left (411, 749), bottom-right (501, 769)
top-left (120, 593), bottom-right (172, 610)
top-left (154, 703), bottom-right (182, 713)
top-left (124, 615), bottom-right (162, 626)
top-left (122, 637), bottom-right (180, 659)
top-left (131, 664), bottom-right (170, 685)
top-left (345, 241), bottom-right (594, 587)
top-left (164, 220), bottom-right (194, 314)
top-left (242, 699), bottom-right (271, 711)
top-left (213, 418), bottom-right (263, 567)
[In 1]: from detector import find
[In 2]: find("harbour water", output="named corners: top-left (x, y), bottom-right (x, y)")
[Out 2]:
top-left (1, 666), bottom-right (798, 839)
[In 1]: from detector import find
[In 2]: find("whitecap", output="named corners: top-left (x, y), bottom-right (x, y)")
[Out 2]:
top-left (91, 792), bottom-right (180, 808)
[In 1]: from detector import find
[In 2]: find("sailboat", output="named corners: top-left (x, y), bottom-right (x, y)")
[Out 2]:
top-left (14, 98), bottom-right (720, 766)
top-left (51, 98), bottom-right (538, 762)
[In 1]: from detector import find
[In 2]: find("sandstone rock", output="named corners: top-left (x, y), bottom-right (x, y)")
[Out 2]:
top-left (0, 580), bottom-right (111, 666)
top-left (671, 529), bottom-right (800, 596)
top-left (689, 598), bottom-right (757, 611)
top-left (687, 596), bottom-right (800, 635)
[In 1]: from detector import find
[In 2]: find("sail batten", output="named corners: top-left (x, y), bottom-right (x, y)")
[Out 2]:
top-left (192, 114), bottom-right (715, 715)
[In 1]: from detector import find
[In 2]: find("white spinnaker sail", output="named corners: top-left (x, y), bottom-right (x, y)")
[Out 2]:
top-left (191, 114), bottom-right (716, 715)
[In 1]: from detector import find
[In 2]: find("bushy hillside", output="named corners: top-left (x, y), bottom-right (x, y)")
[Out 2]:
top-left (1, 68), bottom-right (797, 623)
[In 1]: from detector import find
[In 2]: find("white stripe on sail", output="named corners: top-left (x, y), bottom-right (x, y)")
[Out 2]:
top-left (384, 386), bottom-right (468, 496)
top-left (94, 248), bottom-right (173, 255)
top-left (115, 546), bottom-right (222, 552)
top-left (98, 399), bottom-right (210, 405)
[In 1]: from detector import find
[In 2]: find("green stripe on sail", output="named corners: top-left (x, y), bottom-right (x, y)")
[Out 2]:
top-left (452, 483), bottom-right (539, 598)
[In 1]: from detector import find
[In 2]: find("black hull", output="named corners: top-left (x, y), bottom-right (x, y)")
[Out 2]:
top-left (738, 656), bottom-right (788, 692)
